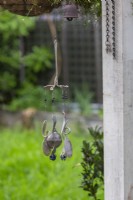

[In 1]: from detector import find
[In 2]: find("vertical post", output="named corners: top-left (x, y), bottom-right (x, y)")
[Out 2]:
top-left (102, 0), bottom-right (133, 199)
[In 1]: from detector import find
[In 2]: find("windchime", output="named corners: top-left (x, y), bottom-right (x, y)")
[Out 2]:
top-left (42, 39), bottom-right (72, 161)
top-left (0, 0), bottom-right (78, 161)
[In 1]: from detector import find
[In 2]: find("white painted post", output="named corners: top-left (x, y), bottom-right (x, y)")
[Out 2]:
top-left (102, 0), bottom-right (133, 199)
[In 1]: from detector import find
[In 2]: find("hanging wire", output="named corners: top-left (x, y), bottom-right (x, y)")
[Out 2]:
top-left (44, 38), bottom-right (69, 90)
top-left (53, 38), bottom-right (59, 86)
top-left (43, 34), bottom-right (69, 123)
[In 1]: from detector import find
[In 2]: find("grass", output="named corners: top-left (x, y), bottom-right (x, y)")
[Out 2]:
top-left (0, 124), bottom-right (89, 200)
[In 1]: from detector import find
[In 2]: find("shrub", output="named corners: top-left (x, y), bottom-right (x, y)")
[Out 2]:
top-left (0, 11), bottom-right (35, 105)
top-left (0, 11), bottom-right (53, 107)
top-left (81, 127), bottom-right (104, 200)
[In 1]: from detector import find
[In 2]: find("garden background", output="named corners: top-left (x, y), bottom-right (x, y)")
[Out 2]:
top-left (0, 6), bottom-right (103, 200)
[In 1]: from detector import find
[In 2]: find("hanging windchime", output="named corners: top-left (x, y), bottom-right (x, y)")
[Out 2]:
top-left (0, 0), bottom-right (61, 16)
top-left (42, 39), bottom-right (72, 161)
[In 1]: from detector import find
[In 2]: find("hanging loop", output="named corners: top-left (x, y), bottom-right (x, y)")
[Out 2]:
top-left (54, 38), bottom-right (59, 86)
top-left (44, 38), bottom-right (69, 90)
top-left (42, 120), bottom-right (48, 137)
top-left (61, 112), bottom-right (71, 136)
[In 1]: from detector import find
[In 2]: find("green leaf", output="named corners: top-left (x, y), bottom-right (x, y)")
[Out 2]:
top-left (24, 46), bottom-right (53, 72)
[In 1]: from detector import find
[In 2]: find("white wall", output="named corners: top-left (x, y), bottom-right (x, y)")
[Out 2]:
top-left (102, 0), bottom-right (133, 199)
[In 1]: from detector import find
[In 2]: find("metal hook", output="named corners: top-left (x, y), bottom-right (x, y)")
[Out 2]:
top-left (42, 116), bottom-right (57, 137)
top-left (42, 120), bottom-right (48, 137)
top-left (61, 112), bottom-right (71, 136)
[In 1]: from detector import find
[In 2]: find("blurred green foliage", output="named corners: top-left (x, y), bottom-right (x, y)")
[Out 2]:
top-left (98, 109), bottom-right (103, 120)
top-left (7, 83), bottom-right (45, 111)
top-left (0, 126), bottom-right (88, 200)
top-left (23, 46), bottom-right (53, 83)
top-left (0, 10), bottom-right (53, 107)
top-left (81, 127), bottom-right (104, 200)
top-left (0, 10), bottom-right (35, 104)
top-left (0, 11), bottom-right (35, 39)
top-left (74, 85), bottom-right (93, 117)
top-left (24, 46), bottom-right (52, 73)
top-left (8, 84), bottom-right (62, 112)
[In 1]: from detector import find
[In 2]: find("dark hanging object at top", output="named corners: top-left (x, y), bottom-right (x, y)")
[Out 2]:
top-left (63, 3), bottom-right (78, 21)
top-left (0, 0), bottom-right (61, 16)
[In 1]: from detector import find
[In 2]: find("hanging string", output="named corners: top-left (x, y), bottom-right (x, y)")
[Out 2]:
top-left (44, 38), bottom-right (68, 90)
top-left (54, 38), bottom-right (59, 86)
